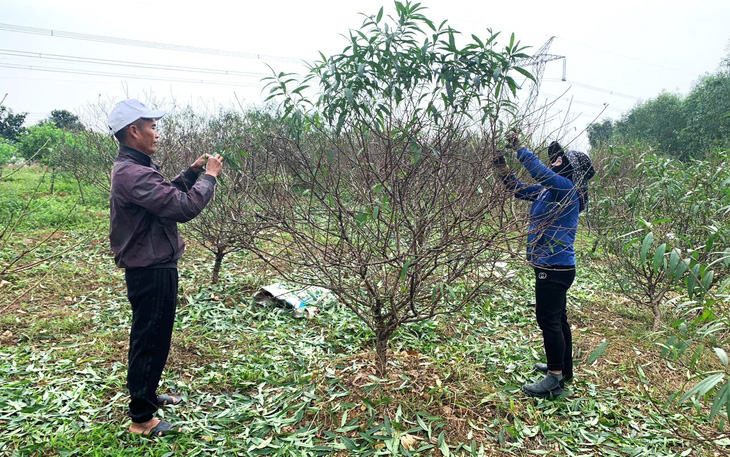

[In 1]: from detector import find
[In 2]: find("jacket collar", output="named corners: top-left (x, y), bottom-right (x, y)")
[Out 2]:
top-left (118, 144), bottom-right (153, 168)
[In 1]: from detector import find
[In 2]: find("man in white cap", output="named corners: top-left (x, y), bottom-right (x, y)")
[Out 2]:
top-left (108, 99), bottom-right (223, 437)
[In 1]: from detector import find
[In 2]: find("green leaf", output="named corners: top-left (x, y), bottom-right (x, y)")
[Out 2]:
top-left (714, 347), bottom-right (729, 366)
top-left (701, 269), bottom-right (714, 291)
top-left (400, 258), bottom-right (412, 281)
top-left (686, 265), bottom-right (700, 298)
top-left (668, 248), bottom-right (680, 279)
top-left (514, 66), bottom-right (535, 81)
top-left (709, 382), bottom-right (730, 420)
top-left (376, 6), bottom-right (383, 23)
top-left (586, 340), bottom-right (609, 365)
top-left (640, 232), bottom-right (653, 263)
top-left (679, 373), bottom-right (725, 404)
top-left (506, 76), bottom-right (517, 96)
top-left (675, 258), bottom-right (689, 279)
top-left (438, 431), bottom-right (450, 457)
top-left (652, 243), bottom-right (666, 272)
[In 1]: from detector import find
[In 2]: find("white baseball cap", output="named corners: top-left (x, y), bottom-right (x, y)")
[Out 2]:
top-left (108, 99), bottom-right (166, 134)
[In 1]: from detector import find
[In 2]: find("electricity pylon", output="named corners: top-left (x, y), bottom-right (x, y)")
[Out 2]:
top-left (516, 36), bottom-right (565, 116)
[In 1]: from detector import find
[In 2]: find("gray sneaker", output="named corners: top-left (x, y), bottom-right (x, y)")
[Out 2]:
top-left (534, 363), bottom-right (573, 383)
top-left (522, 372), bottom-right (564, 399)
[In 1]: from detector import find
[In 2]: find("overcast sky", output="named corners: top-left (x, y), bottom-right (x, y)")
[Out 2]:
top-left (1, 0), bottom-right (729, 150)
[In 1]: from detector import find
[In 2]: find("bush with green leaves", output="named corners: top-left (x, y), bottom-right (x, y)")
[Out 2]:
top-left (17, 124), bottom-right (73, 164)
top-left (589, 144), bottom-right (730, 431)
top-left (258, 1), bottom-right (534, 375)
top-left (0, 138), bottom-right (18, 172)
top-left (590, 145), bottom-right (729, 331)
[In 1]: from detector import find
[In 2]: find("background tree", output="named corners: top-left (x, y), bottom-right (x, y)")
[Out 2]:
top-left (41, 109), bottom-right (86, 133)
top-left (587, 119), bottom-right (614, 148)
top-left (597, 49), bottom-right (730, 160)
top-left (0, 106), bottom-right (27, 142)
top-left (0, 139), bottom-right (18, 175)
top-left (613, 92), bottom-right (686, 158)
top-left (678, 72), bottom-right (730, 158)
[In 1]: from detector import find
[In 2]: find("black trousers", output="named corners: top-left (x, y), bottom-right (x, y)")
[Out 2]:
top-left (124, 267), bottom-right (178, 423)
top-left (534, 266), bottom-right (576, 374)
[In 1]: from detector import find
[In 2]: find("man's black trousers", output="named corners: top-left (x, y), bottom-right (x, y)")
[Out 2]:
top-left (534, 266), bottom-right (576, 375)
top-left (125, 267), bottom-right (178, 424)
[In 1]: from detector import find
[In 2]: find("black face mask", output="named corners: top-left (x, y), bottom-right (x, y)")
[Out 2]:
top-left (551, 160), bottom-right (573, 180)
top-left (547, 141), bottom-right (564, 164)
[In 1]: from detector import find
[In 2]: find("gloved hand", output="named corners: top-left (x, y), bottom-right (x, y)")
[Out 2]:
top-left (492, 151), bottom-right (506, 167)
top-left (507, 131), bottom-right (520, 151)
top-left (492, 149), bottom-right (508, 177)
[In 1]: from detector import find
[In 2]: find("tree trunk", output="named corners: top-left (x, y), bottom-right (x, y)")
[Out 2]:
top-left (373, 298), bottom-right (391, 378)
top-left (212, 249), bottom-right (224, 284)
top-left (375, 329), bottom-right (389, 378)
top-left (50, 167), bottom-right (56, 195)
top-left (651, 299), bottom-right (662, 331)
top-left (76, 176), bottom-right (85, 204)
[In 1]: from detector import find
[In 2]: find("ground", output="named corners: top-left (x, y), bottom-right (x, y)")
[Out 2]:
top-left (1, 168), bottom-right (728, 456)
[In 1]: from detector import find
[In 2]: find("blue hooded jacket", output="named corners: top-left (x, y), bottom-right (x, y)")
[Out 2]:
top-left (503, 147), bottom-right (579, 267)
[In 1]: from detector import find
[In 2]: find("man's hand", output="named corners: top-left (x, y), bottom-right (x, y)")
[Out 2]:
top-left (205, 153), bottom-right (224, 178)
top-left (191, 154), bottom-right (209, 173)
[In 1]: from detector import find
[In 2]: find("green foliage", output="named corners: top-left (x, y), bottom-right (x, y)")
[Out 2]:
top-left (0, 138), bottom-right (18, 169)
top-left (590, 145), bottom-right (728, 333)
top-left (41, 109), bottom-right (85, 132)
top-left (587, 118), bottom-right (613, 148)
top-left (678, 73), bottom-right (730, 158)
top-left (0, 167), bottom-right (106, 232)
top-left (614, 92), bottom-right (686, 157)
top-left (0, 105), bottom-right (27, 142)
top-left (17, 124), bottom-right (77, 163)
top-left (265, 0), bottom-right (532, 132)
top-left (599, 53), bottom-right (730, 159)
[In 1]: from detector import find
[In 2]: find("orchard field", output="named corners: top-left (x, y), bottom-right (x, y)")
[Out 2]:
top-left (1, 2), bottom-right (730, 456)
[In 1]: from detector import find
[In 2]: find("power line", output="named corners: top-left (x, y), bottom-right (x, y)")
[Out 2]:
top-left (539, 92), bottom-right (627, 113)
top-left (0, 49), bottom-right (271, 79)
top-left (543, 78), bottom-right (642, 101)
top-left (0, 23), bottom-right (304, 64)
top-left (0, 63), bottom-right (266, 88)
top-left (555, 36), bottom-right (694, 76)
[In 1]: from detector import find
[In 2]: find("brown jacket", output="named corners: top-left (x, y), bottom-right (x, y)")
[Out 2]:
top-left (109, 145), bottom-right (216, 269)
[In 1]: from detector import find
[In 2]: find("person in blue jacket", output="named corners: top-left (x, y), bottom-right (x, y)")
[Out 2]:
top-left (495, 138), bottom-right (595, 398)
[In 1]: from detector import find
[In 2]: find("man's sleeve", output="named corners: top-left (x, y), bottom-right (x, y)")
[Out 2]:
top-left (170, 167), bottom-right (201, 192)
top-left (121, 165), bottom-right (217, 222)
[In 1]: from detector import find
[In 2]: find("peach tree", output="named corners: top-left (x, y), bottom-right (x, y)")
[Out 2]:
top-left (255, 1), bottom-right (534, 375)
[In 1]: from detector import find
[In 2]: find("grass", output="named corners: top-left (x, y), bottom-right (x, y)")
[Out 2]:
top-left (1, 168), bottom-right (729, 456)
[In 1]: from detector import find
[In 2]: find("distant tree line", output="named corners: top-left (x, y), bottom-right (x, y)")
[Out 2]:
top-left (588, 51), bottom-right (730, 160)
top-left (0, 108), bottom-right (84, 143)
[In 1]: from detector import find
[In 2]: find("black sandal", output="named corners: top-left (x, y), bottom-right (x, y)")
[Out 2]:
top-left (157, 394), bottom-right (183, 406)
top-left (146, 419), bottom-right (181, 437)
